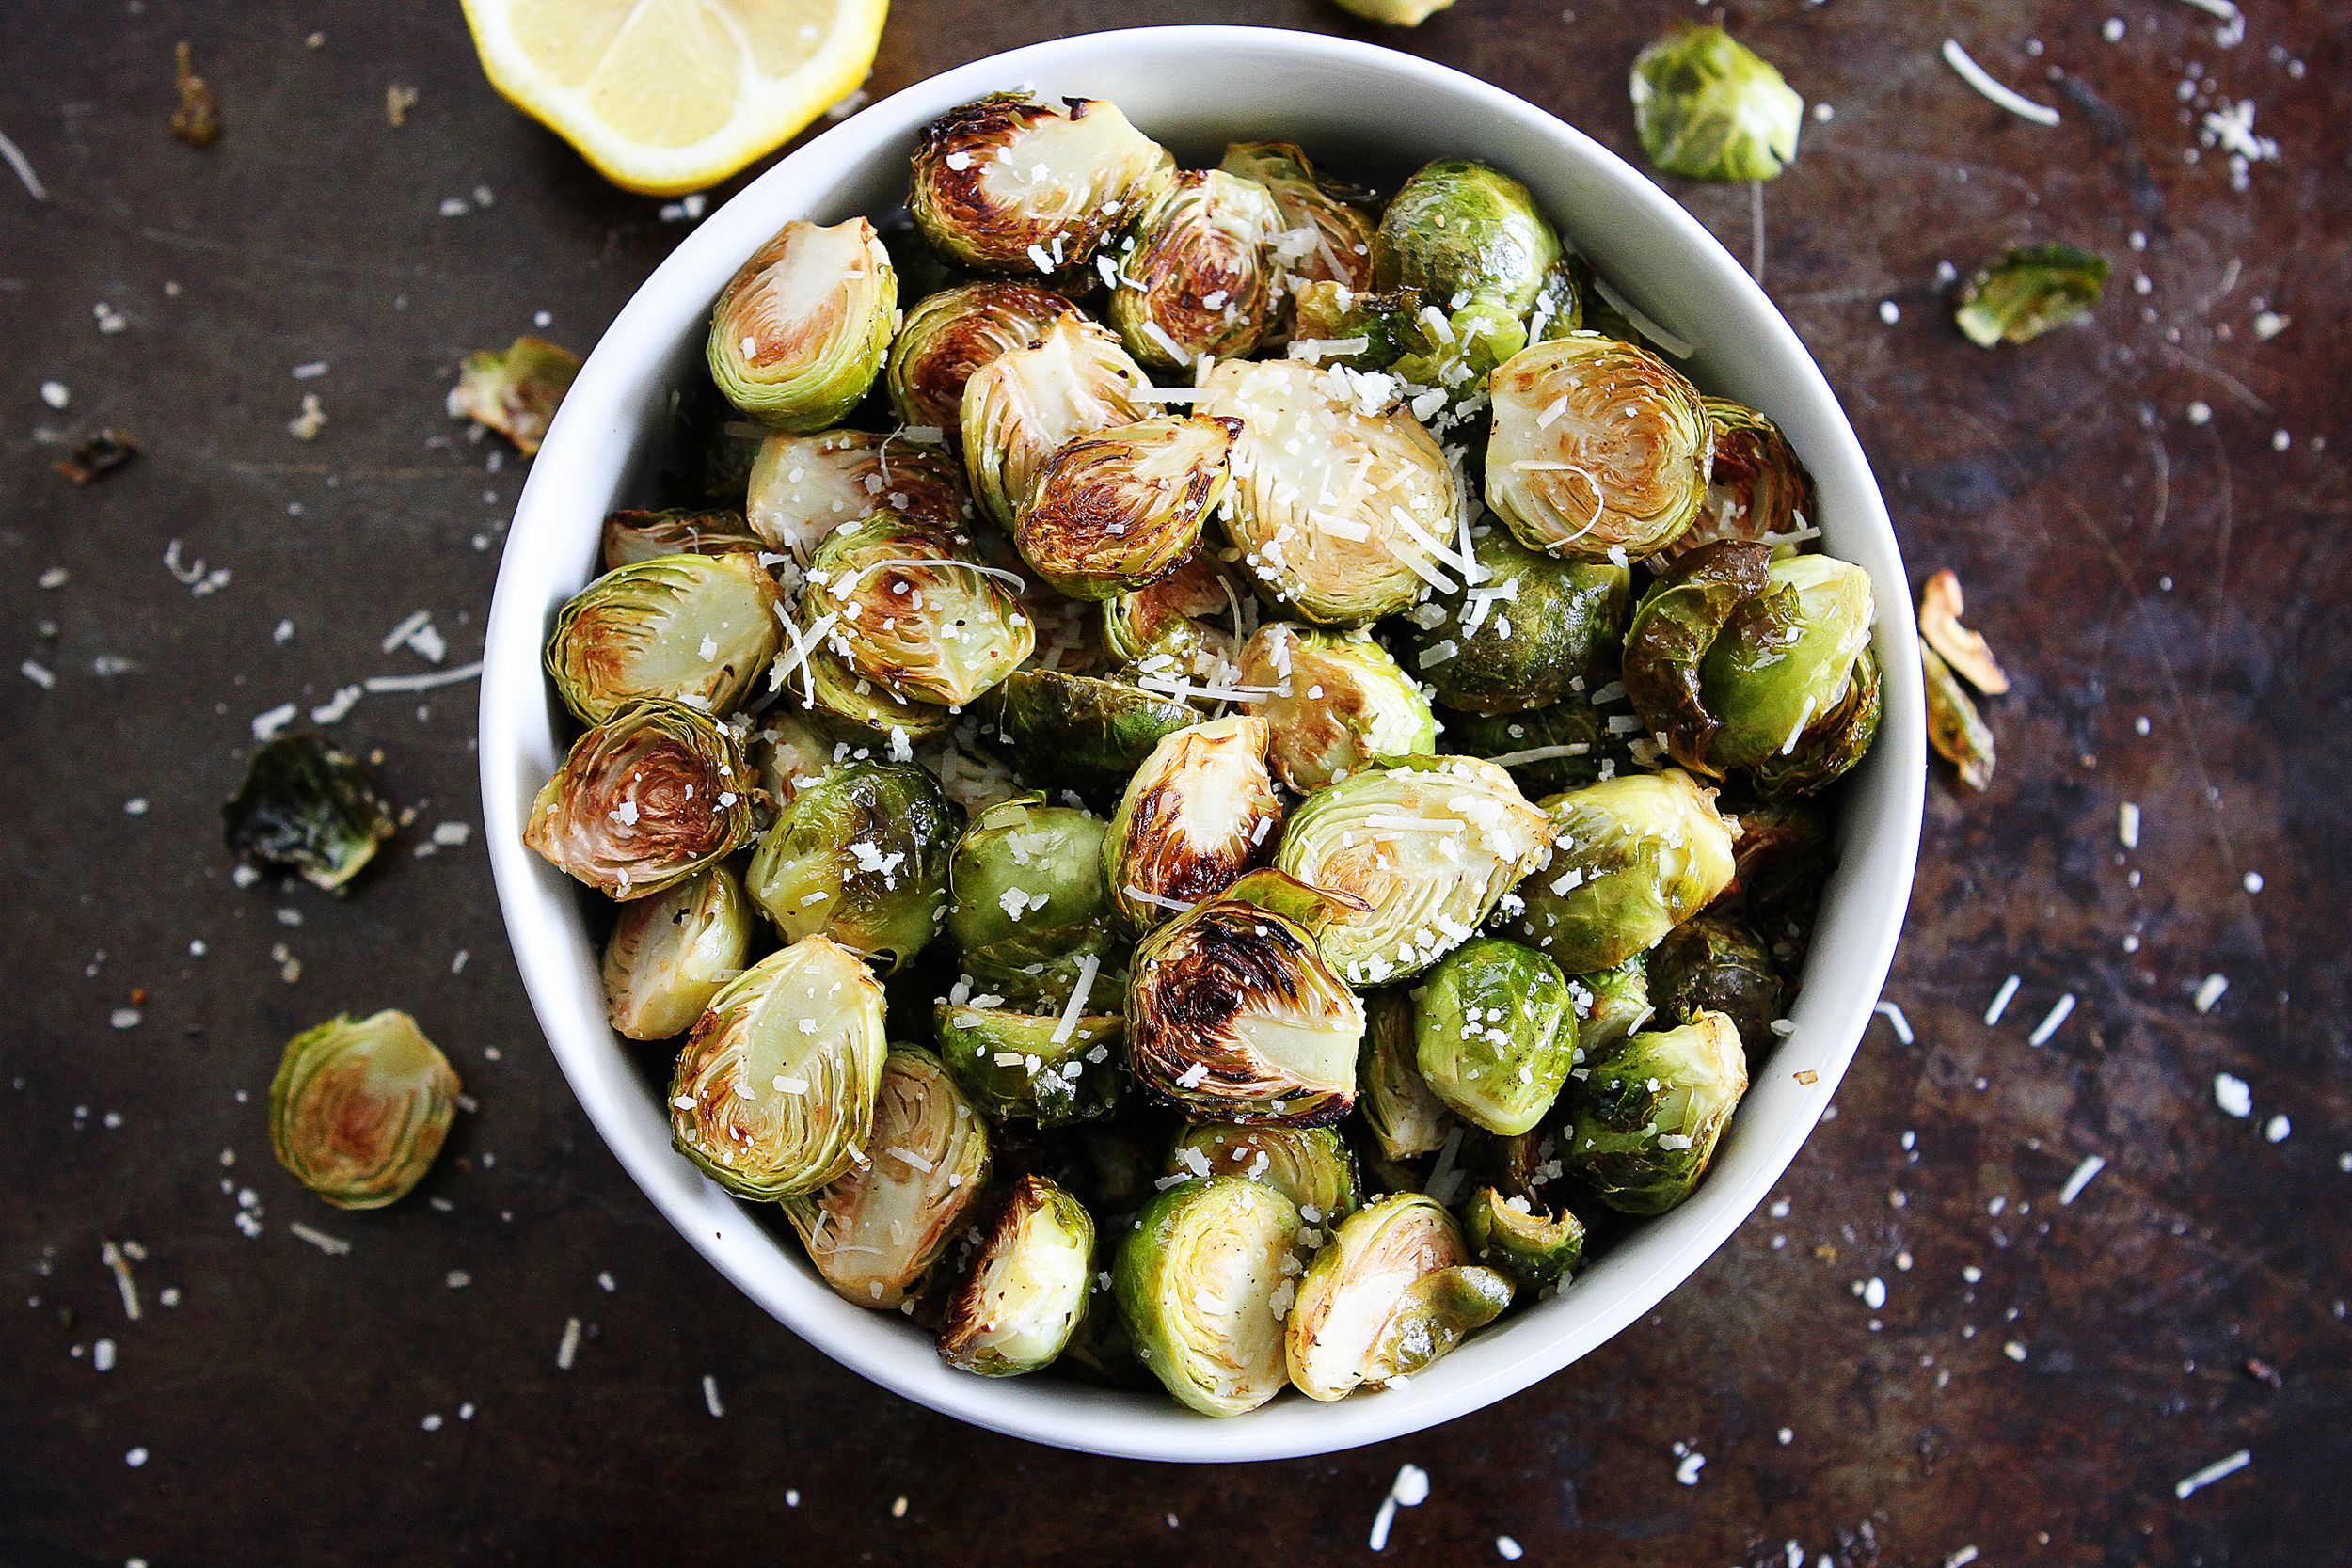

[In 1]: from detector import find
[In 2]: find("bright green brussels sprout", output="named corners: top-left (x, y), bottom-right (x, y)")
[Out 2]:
top-left (1955, 244), bottom-right (2109, 348)
top-left (1013, 414), bottom-right (1238, 599)
top-left (1114, 1173), bottom-right (1301, 1416)
top-left (1663, 399), bottom-right (1817, 562)
top-left (1649, 911), bottom-right (1785, 1052)
top-left (1461, 1186), bottom-right (1586, 1286)
top-left (936, 999), bottom-right (1124, 1126)
top-left (977, 668), bottom-right (1197, 803)
top-left (1217, 141), bottom-right (1377, 296)
top-left (450, 335), bottom-right (578, 455)
top-left (961, 314), bottom-right (1152, 531)
top-left (1622, 540), bottom-right (1775, 772)
top-left (744, 707), bottom-right (836, 815)
top-left (1696, 553), bottom-right (1878, 790)
top-left (945, 796), bottom-right (1118, 994)
top-left (783, 1046), bottom-right (991, 1310)
top-left (269, 1009), bottom-right (459, 1210)
top-left (599, 506), bottom-right (764, 570)
top-left (1201, 357), bottom-right (1462, 626)
top-left (1238, 623), bottom-right (1437, 793)
top-left (1527, 258), bottom-right (1586, 341)
top-left (745, 759), bottom-right (961, 971)
top-left (1105, 169), bottom-right (1284, 370)
top-left (1413, 937), bottom-right (1579, 1136)
top-left (1502, 768), bottom-right (1738, 972)
top-left (1393, 526), bottom-right (1630, 716)
top-left (1289, 281), bottom-right (1528, 404)
top-left (1442, 694), bottom-right (1632, 798)
top-left (885, 281), bottom-right (1080, 438)
top-left (1360, 990), bottom-right (1455, 1162)
top-left (1104, 716), bottom-right (1285, 932)
top-left (668, 934), bottom-right (888, 1200)
top-left (1102, 554), bottom-right (1245, 685)
top-left (938, 1173), bottom-right (1096, 1376)
top-left (1750, 645), bottom-right (1880, 800)
top-left (224, 732), bottom-right (396, 892)
top-left (1273, 755), bottom-right (1551, 986)
top-left (1330, 0), bottom-right (1456, 26)
top-left (1374, 160), bottom-right (1561, 316)
top-left (796, 515), bottom-right (1034, 710)
top-left (545, 552), bottom-right (785, 724)
top-left (1284, 1193), bottom-right (1513, 1400)
top-left (909, 94), bottom-right (1175, 274)
top-left (707, 217), bottom-right (896, 431)
top-left (1572, 955), bottom-right (1655, 1056)
top-left (1563, 1008), bottom-right (1747, 1215)
top-left (1924, 642), bottom-right (1995, 792)
top-left (601, 864), bottom-right (756, 1041)
top-left (1486, 333), bottom-right (1712, 562)
top-left (1630, 24), bottom-right (1804, 182)
top-left (523, 700), bottom-right (757, 900)
top-left (1167, 1123), bottom-right (1361, 1224)
top-left (745, 428), bottom-right (968, 561)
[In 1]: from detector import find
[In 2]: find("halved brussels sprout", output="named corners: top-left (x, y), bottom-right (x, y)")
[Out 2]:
top-left (1105, 169), bottom-right (1284, 370)
top-left (1622, 540), bottom-right (1775, 772)
top-left (1461, 1187), bottom-right (1586, 1286)
top-left (910, 94), bottom-right (1175, 273)
top-left (1167, 1123), bottom-right (1361, 1224)
top-left (269, 1010), bottom-right (459, 1210)
top-left (945, 796), bottom-right (1118, 995)
top-left (1502, 768), bottom-right (1737, 973)
top-left (1573, 954), bottom-right (1655, 1055)
top-left (1753, 646), bottom-right (1880, 800)
top-left (1661, 399), bottom-right (1817, 562)
top-left (1102, 553), bottom-right (1245, 684)
top-left (601, 864), bottom-right (756, 1041)
top-left (1114, 1173), bottom-right (1301, 1417)
top-left (1273, 755), bottom-right (1551, 986)
top-left (1486, 333), bottom-right (1712, 562)
top-left (1650, 911), bottom-right (1785, 1052)
top-left (797, 641), bottom-right (954, 743)
top-left (1218, 140), bottom-right (1377, 297)
top-left (977, 668), bottom-right (1198, 803)
top-left (1563, 1008), bottom-right (1747, 1215)
top-left (1360, 991), bottom-right (1455, 1162)
top-left (1528, 258), bottom-right (1587, 341)
top-left (1955, 244), bottom-right (2109, 348)
top-left (667, 935), bottom-right (887, 1200)
top-left (449, 335), bottom-right (579, 454)
top-left (744, 759), bottom-right (960, 972)
top-left (224, 732), bottom-right (396, 892)
top-left (961, 314), bottom-right (1152, 531)
top-left (546, 551), bottom-right (785, 724)
top-left (885, 281), bottom-right (1079, 438)
top-left (784, 1046), bottom-right (991, 1309)
top-left (743, 707), bottom-right (836, 814)
top-left (1393, 526), bottom-right (1631, 717)
top-left (523, 700), bottom-right (757, 900)
top-left (1104, 716), bottom-right (1285, 931)
top-left (707, 217), bottom-right (896, 431)
top-left (1013, 414), bottom-right (1238, 599)
top-left (1442, 694), bottom-right (1629, 799)
top-left (1414, 937), bottom-right (1578, 1136)
top-left (745, 429), bottom-right (968, 562)
top-left (1374, 160), bottom-right (1562, 316)
top-left (1284, 1193), bottom-right (1513, 1400)
top-left (797, 515), bottom-right (1034, 709)
top-left (1630, 24), bottom-right (1804, 182)
top-left (600, 506), bottom-right (764, 570)
top-left (936, 1000), bottom-right (1125, 1126)
top-left (1332, 0), bottom-right (1456, 28)
top-left (938, 1173), bottom-right (1096, 1376)
top-left (1238, 624), bottom-right (1437, 793)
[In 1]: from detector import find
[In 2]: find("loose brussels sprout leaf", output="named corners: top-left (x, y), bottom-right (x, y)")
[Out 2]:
top-left (797, 515), bottom-right (1034, 709)
top-left (885, 281), bottom-right (1080, 439)
top-left (1102, 553), bottom-right (1245, 685)
top-left (946, 796), bottom-right (1118, 990)
top-left (1502, 768), bottom-right (1738, 973)
top-left (1239, 623), bottom-right (1437, 793)
top-left (600, 506), bottom-right (764, 570)
top-left (1924, 643), bottom-right (1996, 792)
top-left (1274, 755), bottom-right (1551, 985)
top-left (1622, 540), bottom-right (1774, 773)
top-left (961, 315), bottom-right (1152, 531)
top-left (745, 759), bottom-right (961, 972)
top-left (1374, 160), bottom-right (1562, 316)
top-left (1664, 399), bottom-right (1818, 562)
top-left (936, 1000), bottom-right (1125, 1126)
top-left (1360, 991), bottom-right (1456, 1162)
top-left (1115, 1174), bottom-right (1301, 1417)
top-left (1414, 937), bottom-right (1579, 1136)
top-left (1749, 645), bottom-right (1880, 800)
top-left (1564, 1009), bottom-right (1747, 1215)
top-left (1955, 244), bottom-right (2109, 348)
top-left (1461, 1186), bottom-right (1586, 1286)
top-left (1217, 140), bottom-right (1377, 297)
top-left (1014, 414), bottom-right (1238, 599)
top-left (1285, 1193), bottom-right (1506, 1400)
top-left (977, 668), bottom-right (1197, 803)
top-left (745, 428), bottom-right (968, 562)
top-left (1916, 568), bottom-right (2010, 695)
top-left (707, 217), bottom-right (896, 432)
top-left (1703, 554), bottom-right (1875, 775)
top-left (910, 94), bottom-right (1175, 273)
top-left (1200, 357), bottom-right (1461, 626)
top-left (938, 1173), bottom-right (1096, 1376)
top-left (1105, 169), bottom-right (1284, 370)
top-left (224, 733), bottom-right (396, 892)
top-left (1393, 525), bottom-right (1631, 717)
top-left (269, 1010), bottom-right (459, 1210)
top-left (1331, 0), bottom-right (1455, 25)
top-left (546, 551), bottom-right (785, 724)
top-left (449, 335), bottom-right (580, 454)
top-left (668, 935), bottom-right (888, 1199)
top-left (1105, 716), bottom-right (1285, 931)
top-left (523, 700), bottom-right (757, 900)
top-left (1168, 1123), bottom-right (1361, 1224)
top-left (601, 864), bottom-right (756, 1041)
top-left (744, 707), bottom-right (837, 815)
top-left (1487, 333), bottom-right (1712, 562)
top-left (1443, 694), bottom-right (1630, 799)
top-left (1630, 24), bottom-right (1804, 182)
top-left (1573, 954), bottom-right (1656, 1056)
top-left (784, 1046), bottom-right (991, 1309)
top-left (1649, 911), bottom-right (1785, 1052)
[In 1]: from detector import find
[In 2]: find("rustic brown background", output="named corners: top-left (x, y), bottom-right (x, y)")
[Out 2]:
top-left (3, 1), bottom-right (2346, 1563)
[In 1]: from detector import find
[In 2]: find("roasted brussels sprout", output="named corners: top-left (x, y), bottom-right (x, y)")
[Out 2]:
top-left (936, 999), bottom-right (1124, 1126)
top-left (1105, 170), bottom-right (1284, 370)
top-left (1664, 399), bottom-right (1817, 562)
top-left (1563, 1009), bottom-right (1747, 1215)
top-left (1359, 991), bottom-right (1455, 1162)
top-left (1461, 1187), bottom-right (1586, 1286)
top-left (744, 428), bottom-right (968, 561)
top-left (938, 1173), bottom-right (1096, 1376)
top-left (885, 281), bottom-right (1080, 438)
top-left (1414, 937), bottom-right (1578, 1136)
top-left (523, 700), bottom-right (757, 900)
top-left (1649, 911), bottom-right (1784, 1052)
top-left (910, 94), bottom-right (1175, 273)
top-left (707, 217), bottom-right (896, 431)
top-left (600, 506), bottom-right (764, 570)
top-left (1502, 768), bottom-right (1738, 972)
top-left (1720, 797), bottom-right (1833, 966)
top-left (743, 707), bottom-right (836, 814)
top-left (1105, 716), bottom-right (1285, 931)
top-left (668, 935), bottom-right (888, 1199)
top-left (797, 641), bottom-right (954, 743)
top-left (1573, 955), bottom-right (1655, 1055)
top-left (1289, 281), bottom-right (1528, 404)
top-left (745, 760), bottom-right (960, 972)
top-left (1013, 414), bottom-right (1238, 599)
top-left (1622, 540), bottom-right (1772, 771)
top-left (1217, 140), bottom-right (1377, 296)
top-left (1374, 160), bottom-right (1561, 317)
top-left (449, 335), bottom-right (579, 454)
top-left (601, 864), bottom-right (756, 1041)
top-left (1924, 643), bottom-right (1996, 792)
top-left (1114, 1174), bottom-right (1301, 1416)
top-left (1630, 24), bottom-right (1804, 182)
top-left (796, 515), bottom-right (1034, 710)
top-left (546, 552), bottom-right (785, 724)
top-left (1102, 553), bottom-right (1244, 683)
top-left (224, 732), bottom-right (396, 892)
top-left (1168, 1123), bottom-right (1361, 1223)
top-left (945, 796), bottom-right (1118, 998)
top-left (1442, 694), bottom-right (1629, 798)
top-left (1284, 1193), bottom-right (1512, 1400)
top-left (961, 314), bottom-right (1152, 531)
top-left (1331, 0), bottom-right (1456, 26)
top-left (1237, 623), bottom-right (1437, 793)
top-left (977, 668), bottom-right (1197, 802)
top-left (1394, 527), bottom-right (1630, 716)
top-left (269, 1010), bottom-right (459, 1209)
top-left (1955, 244), bottom-right (2109, 348)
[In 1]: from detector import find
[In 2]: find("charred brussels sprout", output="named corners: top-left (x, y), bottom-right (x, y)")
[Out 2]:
top-left (798, 515), bottom-right (1034, 710)
top-left (1461, 1187), bottom-right (1586, 1286)
top-left (1622, 540), bottom-right (1773, 771)
top-left (1563, 1009), bottom-right (1747, 1215)
top-left (745, 760), bottom-right (960, 972)
top-left (600, 506), bottom-right (763, 570)
top-left (1374, 160), bottom-right (1561, 317)
top-left (1955, 244), bottom-right (2109, 348)
top-left (977, 668), bottom-right (1197, 801)
top-left (1218, 141), bottom-right (1377, 296)
top-left (1503, 768), bottom-right (1738, 973)
top-left (938, 1173), bottom-right (1096, 1376)
top-left (910, 94), bottom-right (1175, 273)
top-left (546, 551), bottom-right (785, 724)
top-left (1115, 1174), bottom-right (1301, 1416)
top-left (1721, 797), bottom-right (1834, 968)
top-left (961, 314), bottom-right (1151, 531)
top-left (1238, 623), bottom-right (1437, 792)
top-left (1360, 991), bottom-right (1455, 1162)
top-left (1285, 1193), bottom-right (1513, 1400)
top-left (1574, 955), bottom-right (1655, 1055)
top-left (523, 700), bottom-right (756, 900)
top-left (1414, 938), bottom-right (1578, 1136)
top-left (1649, 911), bottom-right (1784, 1052)
top-left (1394, 526), bottom-right (1630, 716)
top-left (224, 733), bottom-right (396, 892)
top-left (707, 217), bottom-right (896, 431)
top-left (1106, 170), bottom-right (1285, 370)
top-left (885, 281), bottom-right (1079, 439)
top-left (601, 865), bottom-right (756, 1041)
top-left (270, 1010), bottom-right (459, 1209)
top-left (745, 428), bottom-right (968, 561)
top-left (936, 1000), bottom-right (1124, 1126)
top-left (1666, 399), bottom-right (1817, 562)
top-left (1014, 414), bottom-right (1237, 599)
top-left (1630, 24), bottom-right (1804, 182)
top-left (1103, 554), bottom-right (1244, 684)
top-left (1105, 716), bottom-right (1285, 931)
top-left (945, 797), bottom-right (1118, 997)
top-left (1168, 1123), bottom-right (1361, 1223)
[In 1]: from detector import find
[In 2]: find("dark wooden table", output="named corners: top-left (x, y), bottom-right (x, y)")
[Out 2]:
top-left (4, 2), bottom-right (2345, 1563)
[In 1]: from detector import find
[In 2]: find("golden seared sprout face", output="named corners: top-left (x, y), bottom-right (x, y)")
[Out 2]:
top-left (1218, 141), bottom-right (1377, 296)
top-left (707, 217), bottom-right (897, 432)
top-left (546, 552), bottom-right (785, 725)
top-left (1167, 1123), bottom-right (1361, 1225)
top-left (523, 700), bottom-right (757, 900)
top-left (1502, 768), bottom-right (1738, 973)
top-left (270, 1010), bottom-right (459, 1210)
top-left (1284, 1193), bottom-right (1513, 1401)
top-left (745, 429), bottom-right (967, 562)
top-left (936, 1000), bottom-right (1124, 1126)
top-left (668, 935), bottom-right (888, 1200)
top-left (1956, 244), bottom-right (2109, 348)
top-left (910, 93), bottom-right (1175, 273)
top-left (1103, 553), bottom-right (1245, 686)
top-left (1670, 399), bottom-right (1817, 561)
top-left (961, 315), bottom-right (1151, 531)
top-left (938, 1173), bottom-right (1096, 1376)
top-left (1413, 937), bottom-right (1579, 1136)
top-left (1015, 414), bottom-right (1238, 600)
top-left (1105, 716), bottom-right (1285, 930)
top-left (797, 515), bottom-right (1035, 711)
top-left (1106, 169), bottom-right (1285, 371)
top-left (1114, 1174), bottom-right (1302, 1417)
top-left (745, 760), bottom-right (961, 973)
top-left (1238, 624), bottom-right (1438, 793)
top-left (1565, 1008), bottom-right (1748, 1214)
top-left (1374, 160), bottom-right (1562, 316)
top-left (1201, 358), bottom-right (1464, 626)
top-left (599, 506), bottom-right (763, 571)
top-left (885, 281), bottom-right (1078, 439)
top-left (601, 864), bottom-right (756, 1041)
top-left (1360, 991), bottom-right (1455, 1162)
top-left (1630, 24), bottom-right (1804, 182)
top-left (1486, 333), bottom-right (1713, 562)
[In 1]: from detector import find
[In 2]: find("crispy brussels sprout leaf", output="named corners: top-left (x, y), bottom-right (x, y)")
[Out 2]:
top-left (600, 507), bottom-right (764, 570)
top-left (1916, 568), bottom-right (2010, 694)
top-left (1564, 1009), bottom-right (1747, 1215)
top-left (1285, 1193), bottom-right (1507, 1400)
top-left (797, 515), bottom-right (1033, 709)
top-left (1649, 911), bottom-right (1785, 1052)
top-left (707, 218), bottom-right (896, 432)
top-left (1924, 643), bottom-right (1996, 792)
top-left (270, 1010), bottom-right (459, 1210)
top-left (1956, 244), bottom-right (2108, 348)
top-left (546, 551), bottom-right (785, 724)
top-left (1015, 414), bottom-right (1237, 599)
top-left (886, 281), bottom-right (1080, 440)
top-left (1375, 160), bottom-right (1561, 316)
top-left (961, 315), bottom-right (1152, 531)
top-left (977, 668), bottom-right (1198, 803)
top-left (1239, 624), bottom-right (1437, 792)
top-left (224, 733), bottom-right (397, 892)
top-left (1461, 1187), bottom-right (1586, 1286)
top-left (1168, 1123), bottom-right (1361, 1224)
top-left (936, 999), bottom-right (1125, 1126)
top-left (938, 1173), bottom-right (1096, 1376)
top-left (1360, 991), bottom-right (1456, 1162)
top-left (1631, 24), bottom-right (1804, 182)
top-left (1218, 140), bottom-right (1378, 297)
top-left (1414, 938), bottom-right (1579, 1136)
top-left (1623, 540), bottom-right (1773, 773)
top-left (1105, 716), bottom-right (1285, 931)
top-left (1106, 169), bottom-right (1285, 370)
top-left (449, 335), bottom-right (580, 454)
top-left (910, 94), bottom-right (1175, 273)
top-left (601, 864), bottom-right (756, 1041)
top-left (1502, 768), bottom-right (1738, 973)
top-left (1395, 526), bottom-right (1631, 716)
top-left (745, 759), bottom-right (961, 972)
top-left (523, 701), bottom-right (757, 900)
top-left (745, 428), bottom-right (968, 562)
top-left (1115, 1174), bottom-right (1301, 1417)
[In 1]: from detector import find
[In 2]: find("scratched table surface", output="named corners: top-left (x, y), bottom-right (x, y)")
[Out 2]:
top-left (3, 1), bottom-right (2346, 1563)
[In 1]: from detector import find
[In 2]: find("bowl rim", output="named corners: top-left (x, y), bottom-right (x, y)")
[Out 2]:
top-left (480, 23), bottom-right (1924, 1464)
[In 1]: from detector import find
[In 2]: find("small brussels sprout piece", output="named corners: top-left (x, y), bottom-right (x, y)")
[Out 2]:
top-left (946, 796), bottom-right (1117, 988)
top-left (1955, 244), bottom-right (2109, 348)
top-left (1916, 568), bottom-right (2010, 696)
top-left (1703, 554), bottom-right (1878, 784)
top-left (1115, 1174), bottom-right (1302, 1416)
top-left (1487, 333), bottom-right (1713, 562)
top-left (270, 1010), bottom-right (459, 1209)
top-left (707, 217), bottom-right (896, 431)
top-left (1460, 1123), bottom-right (1563, 1205)
top-left (1623, 540), bottom-right (1775, 773)
top-left (1284, 1193), bottom-right (1512, 1400)
top-left (1414, 937), bottom-right (1579, 1136)
top-left (1105, 169), bottom-right (1284, 371)
top-left (745, 428), bottom-right (968, 562)
top-left (1924, 643), bottom-right (1996, 792)
top-left (1238, 624), bottom-right (1437, 793)
top-left (1331, 0), bottom-right (1456, 25)
top-left (784, 1046), bottom-right (991, 1309)
top-left (1630, 24), bottom-right (1804, 182)
top-left (1461, 1187), bottom-right (1586, 1286)
top-left (1665, 399), bottom-right (1818, 562)
top-left (1102, 553), bottom-right (1244, 684)
top-left (745, 760), bottom-right (961, 971)
top-left (1573, 955), bottom-right (1655, 1056)
top-left (1360, 991), bottom-right (1456, 1162)
top-left (599, 506), bottom-right (764, 570)
top-left (1374, 160), bottom-right (1562, 316)
top-left (961, 315), bottom-right (1151, 531)
top-left (1273, 755), bottom-right (1552, 986)
top-left (797, 515), bottom-right (1034, 709)
top-left (977, 668), bottom-right (1197, 802)
top-left (744, 707), bottom-right (836, 814)
top-left (523, 700), bottom-right (757, 900)
top-left (449, 335), bottom-right (580, 454)
top-left (1502, 768), bottom-right (1738, 972)
top-left (1104, 716), bottom-right (1285, 931)
top-left (224, 733), bottom-right (396, 892)
top-left (546, 551), bottom-right (786, 724)
top-left (601, 864), bottom-right (756, 1041)
top-left (668, 935), bottom-right (888, 1199)
top-left (1443, 694), bottom-right (1630, 799)
top-left (1218, 141), bottom-right (1377, 296)
top-left (1528, 258), bottom-right (1586, 341)
top-left (1649, 911), bottom-right (1785, 1052)
top-left (1564, 1009), bottom-right (1747, 1215)
top-left (1014, 414), bottom-right (1238, 599)
top-left (885, 281), bottom-right (1080, 438)
top-left (1393, 527), bottom-right (1631, 716)
top-left (1168, 1123), bottom-right (1361, 1224)
top-left (936, 1000), bottom-right (1125, 1126)
top-left (938, 1173), bottom-right (1096, 1376)
top-left (910, 94), bottom-right (1175, 273)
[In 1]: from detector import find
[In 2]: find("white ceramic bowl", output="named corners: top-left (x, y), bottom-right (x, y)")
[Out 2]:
top-left (481, 24), bottom-right (1924, 1464)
